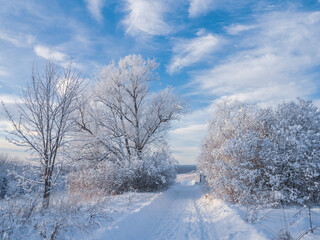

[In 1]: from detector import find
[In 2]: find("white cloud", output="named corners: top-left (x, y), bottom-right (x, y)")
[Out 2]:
top-left (0, 30), bottom-right (35, 47)
top-left (167, 31), bottom-right (220, 74)
top-left (33, 45), bottom-right (84, 70)
top-left (168, 105), bottom-right (215, 164)
top-left (0, 120), bottom-right (13, 131)
top-left (84, 0), bottom-right (105, 22)
top-left (173, 10), bottom-right (320, 164)
top-left (170, 123), bottom-right (207, 135)
top-left (123, 0), bottom-right (171, 36)
top-left (169, 123), bottom-right (207, 164)
top-left (0, 68), bottom-right (9, 76)
top-left (0, 94), bottom-right (20, 104)
top-left (34, 45), bottom-right (67, 61)
top-left (191, 11), bottom-right (320, 105)
top-left (188, 0), bottom-right (216, 18)
top-left (225, 24), bottom-right (256, 35)
top-left (0, 138), bottom-right (29, 158)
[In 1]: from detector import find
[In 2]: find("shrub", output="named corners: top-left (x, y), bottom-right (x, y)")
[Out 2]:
top-left (199, 98), bottom-right (320, 207)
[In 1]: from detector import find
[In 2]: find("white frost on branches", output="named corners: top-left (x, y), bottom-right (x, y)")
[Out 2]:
top-left (199, 98), bottom-right (320, 207)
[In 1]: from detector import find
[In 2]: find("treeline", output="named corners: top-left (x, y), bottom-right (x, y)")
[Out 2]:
top-left (199, 98), bottom-right (320, 208)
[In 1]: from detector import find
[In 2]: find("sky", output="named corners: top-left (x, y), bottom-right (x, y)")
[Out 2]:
top-left (0, 0), bottom-right (320, 164)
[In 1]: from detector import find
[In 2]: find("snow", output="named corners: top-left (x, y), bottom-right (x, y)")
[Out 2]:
top-left (3, 172), bottom-right (320, 239)
top-left (249, 207), bottom-right (320, 239)
top-left (90, 173), bottom-right (270, 240)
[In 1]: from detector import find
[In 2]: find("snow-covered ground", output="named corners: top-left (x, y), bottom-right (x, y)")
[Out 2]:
top-left (83, 173), bottom-right (288, 240)
top-left (66, 172), bottom-right (320, 240)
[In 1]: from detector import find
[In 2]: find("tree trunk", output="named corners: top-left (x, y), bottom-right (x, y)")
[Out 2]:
top-left (43, 168), bottom-right (51, 209)
top-left (308, 205), bottom-right (314, 233)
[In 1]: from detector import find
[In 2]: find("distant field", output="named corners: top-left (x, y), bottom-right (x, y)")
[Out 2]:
top-left (176, 165), bottom-right (197, 174)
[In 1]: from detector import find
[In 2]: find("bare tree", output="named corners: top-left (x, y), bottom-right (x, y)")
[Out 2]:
top-left (2, 60), bottom-right (83, 208)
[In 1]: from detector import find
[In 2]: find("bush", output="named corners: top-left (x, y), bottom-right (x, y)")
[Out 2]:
top-left (199, 98), bottom-right (320, 207)
top-left (0, 154), bottom-right (25, 199)
top-left (68, 149), bottom-right (177, 196)
top-left (0, 193), bottom-right (107, 240)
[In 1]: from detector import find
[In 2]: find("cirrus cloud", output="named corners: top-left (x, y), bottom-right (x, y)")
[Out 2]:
top-left (123, 0), bottom-right (172, 36)
top-left (0, 30), bottom-right (35, 48)
top-left (191, 11), bottom-right (320, 105)
top-left (84, 0), bottom-right (105, 22)
top-left (188, 0), bottom-right (216, 18)
top-left (167, 31), bottom-right (221, 74)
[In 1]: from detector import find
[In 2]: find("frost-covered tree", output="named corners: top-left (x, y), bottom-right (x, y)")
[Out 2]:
top-left (270, 99), bottom-right (320, 205)
top-left (94, 55), bottom-right (183, 160)
top-left (2, 61), bottom-right (83, 208)
top-left (199, 100), bottom-right (276, 205)
top-left (73, 55), bottom-right (183, 192)
top-left (199, 98), bottom-right (320, 209)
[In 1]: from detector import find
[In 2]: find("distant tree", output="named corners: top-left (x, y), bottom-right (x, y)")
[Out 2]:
top-left (2, 61), bottom-right (83, 208)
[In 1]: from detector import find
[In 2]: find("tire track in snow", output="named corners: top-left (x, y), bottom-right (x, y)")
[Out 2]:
top-left (92, 173), bottom-right (268, 240)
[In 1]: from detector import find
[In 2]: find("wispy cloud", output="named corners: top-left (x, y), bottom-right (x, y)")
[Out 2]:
top-left (0, 30), bottom-right (35, 48)
top-left (225, 24), bottom-right (256, 35)
top-left (34, 45), bottom-right (67, 61)
top-left (167, 30), bottom-right (220, 74)
top-left (188, 0), bottom-right (216, 18)
top-left (191, 11), bottom-right (320, 105)
top-left (123, 0), bottom-right (172, 36)
top-left (84, 0), bottom-right (105, 22)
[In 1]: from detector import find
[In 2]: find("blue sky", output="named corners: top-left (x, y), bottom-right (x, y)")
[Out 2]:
top-left (1, 0), bottom-right (320, 164)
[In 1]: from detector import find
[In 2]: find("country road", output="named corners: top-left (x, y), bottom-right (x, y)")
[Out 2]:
top-left (91, 173), bottom-right (268, 240)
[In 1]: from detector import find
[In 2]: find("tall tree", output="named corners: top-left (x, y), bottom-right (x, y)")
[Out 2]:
top-left (77, 55), bottom-right (184, 165)
top-left (3, 61), bottom-right (83, 208)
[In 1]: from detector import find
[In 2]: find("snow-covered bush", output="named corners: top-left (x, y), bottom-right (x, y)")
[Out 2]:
top-left (199, 100), bottom-right (276, 205)
top-left (269, 99), bottom-right (320, 205)
top-left (0, 154), bottom-right (27, 199)
top-left (0, 193), bottom-right (107, 240)
top-left (0, 154), bottom-right (9, 198)
top-left (127, 148), bottom-right (177, 191)
top-left (68, 161), bottom-right (128, 196)
top-left (199, 98), bottom-right (320, 207)
top-left (68, 148), bottom-right (177, 195)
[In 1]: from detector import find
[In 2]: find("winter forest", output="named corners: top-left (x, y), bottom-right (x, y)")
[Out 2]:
top-left (2, 0), bottom-right (320, 239)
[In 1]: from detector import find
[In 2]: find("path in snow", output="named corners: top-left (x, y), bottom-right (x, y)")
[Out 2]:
top-left (91, 173), bottom-right (268, 240)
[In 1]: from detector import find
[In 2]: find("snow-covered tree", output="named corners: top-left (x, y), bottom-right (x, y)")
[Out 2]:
top-left (73, 55), bottom-right (183, 192)
top-left (2, 61), bottom-right (83, 208)
top-left (270, 99), bottom-right (320, 205)
top-left (199, 100), bottom-right (275, 205)
top-left (199, 98), bottom-right (320, 208)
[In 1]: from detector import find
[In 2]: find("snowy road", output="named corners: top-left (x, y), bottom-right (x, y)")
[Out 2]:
top-left (91, 173), bottom-right (268, 240)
